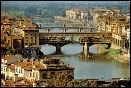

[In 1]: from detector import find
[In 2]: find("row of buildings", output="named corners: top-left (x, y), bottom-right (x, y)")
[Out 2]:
top-left (1, 13), bottom-right (40, 57)
top-left (1, 12), bottom-right (75, 87)
top-left (66, 8), bottom-right (88, 22)
top-left (65, 6), bottom-right (130, 51)
top-left (1, 54), bottom-right (74, 87)
top-left (90, 6), bottom-right (130, 51)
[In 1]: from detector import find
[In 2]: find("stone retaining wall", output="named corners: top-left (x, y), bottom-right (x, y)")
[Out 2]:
top-left (94, 44), bottom-right (108, 54)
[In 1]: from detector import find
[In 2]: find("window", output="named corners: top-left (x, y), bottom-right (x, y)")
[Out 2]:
top-left (19, 68), bottom-right (21, 73)
top-left (30, 72), bottom-right (32, 77)
top-left (50, 72), bottom-right (55, 78)
top-left (1, 65), bottom-right (3, 71)
top-left (33, 72), bottom-right (35, 77)
top-left (12, 70), bottom-right (15, 73)
top-left (4, 67), bottom-right (6, 72)
top-left (25, 43), bottom-right (28, 45)
top-left (21, 69), bottom-right (22, 74)
top-left (67, 71), bottom-right (70, 74)
top-left (36, 72), bottom-right (38, 79)
top-left (42, 72), bottom-right (47, 79)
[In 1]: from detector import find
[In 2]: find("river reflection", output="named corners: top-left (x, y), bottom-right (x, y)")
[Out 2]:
top-left (40, 44), bottom-right (130, 79)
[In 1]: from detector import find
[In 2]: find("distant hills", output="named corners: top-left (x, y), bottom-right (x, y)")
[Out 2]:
top-left (1, 1), bottom-right (130, 6)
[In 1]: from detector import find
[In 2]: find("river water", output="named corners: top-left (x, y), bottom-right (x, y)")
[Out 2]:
top-left (38, 23), bottom-right (130, 80)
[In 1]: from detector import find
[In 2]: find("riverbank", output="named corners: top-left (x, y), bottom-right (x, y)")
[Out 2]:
top-left (94, 44), bottom-right (108, 54)
top-left (97, 44), bottom-right (130, 64)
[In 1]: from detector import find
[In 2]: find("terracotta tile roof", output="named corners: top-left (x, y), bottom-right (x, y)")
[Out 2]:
top-left (124, 23), bottom-right (130, 27)
top-left (24, 78), bottom-right (37, 85)
top-left (7, 16), bottom-right (14, 19)
top-left (15, 80), bottom-right (30, 86)
top-left (15, 61), bottom-right (33, 71)
top-left (33, 60), bottom-right (46, 70)
top-left (1, 79), bottom-right (15, 87)
top-left (15, 62), bottom-right (29, 67)
top-left (1, 30), bottom-right (5, 36)
top-left (109, 21), bottom-right (118, 25)
top-left (115, 15), bottom-right (127, 19)
top-left (7, 65), bottom-right (15, 70)
top-left (1, 79), bottom-right (32, 87)
top-left (2, 55), bottom-right (14, 60)
top-left (11, 36), bottom-right (23, 39)
top-left (66, 65), bottom-right (75, 69)
top-left (1, 20), bottom-right (11, 24)
top-left (112, 32), bottom-right (127, 37)
top-left (22, 63), bottom-right (32, 71)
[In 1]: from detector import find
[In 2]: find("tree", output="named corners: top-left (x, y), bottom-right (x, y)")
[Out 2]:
top-left (49, 72), bottom-right (74, 87)
top-left (9, 11), bottom-right (27, 18)
top-left (41, 9), bottom-right (49, 18)
top-left (61, 9), bottom-right (66, 17)
top-left (37, 8), bottom-right (43, 15)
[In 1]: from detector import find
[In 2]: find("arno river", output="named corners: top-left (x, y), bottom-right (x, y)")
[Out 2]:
top-left (39, 23), bottom-right (130, 80)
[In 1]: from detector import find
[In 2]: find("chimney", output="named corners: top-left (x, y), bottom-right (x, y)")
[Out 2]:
top-left (13, 74), bottom-right (18, 82)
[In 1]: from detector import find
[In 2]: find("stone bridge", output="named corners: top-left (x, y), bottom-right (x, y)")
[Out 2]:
top-left (39, 32), bottom-right (112, 54)
top-left (37, 23), bottom-right (93, 32)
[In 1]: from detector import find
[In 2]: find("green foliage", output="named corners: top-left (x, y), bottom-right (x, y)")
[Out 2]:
top-left (9, 11), bottom-right (27, 18)
top-left (2, 1), bottom-right (130, 19)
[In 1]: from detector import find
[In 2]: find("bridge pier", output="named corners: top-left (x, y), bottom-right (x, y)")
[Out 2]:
top-left (63, 29), bottom-right (68, 32)
top-left (78, 28), bottom-right (83, 32)
top-left (83, 42), bottom-right (89, 52)
top-left (69, 37), bottom-right (73, 41)
top-left (38, 24), bottom-right (41, 28)
top-left (55, 43), bottom-right (62, 54)
top-left (90, 28), bottom-right (93, 32)
top-left (45, 28), bottom-right (52, 32)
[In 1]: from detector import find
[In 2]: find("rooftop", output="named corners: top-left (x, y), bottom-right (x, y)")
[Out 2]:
top-left (2, 55), bottom-right (14, 60)
top-left (10, 36), bottom-right (23, 39)
top-left (1, 20), bottom-right (11, 24)
top-left (1, 79), bottom-right (33, 87)
top-left (7, 65), bottom-right (15, 70)
top-left (113, 32), bottom-right (127, 37)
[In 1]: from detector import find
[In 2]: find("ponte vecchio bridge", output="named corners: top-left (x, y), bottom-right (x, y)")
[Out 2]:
top-left (39, 26), bottom-right (112, 53)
